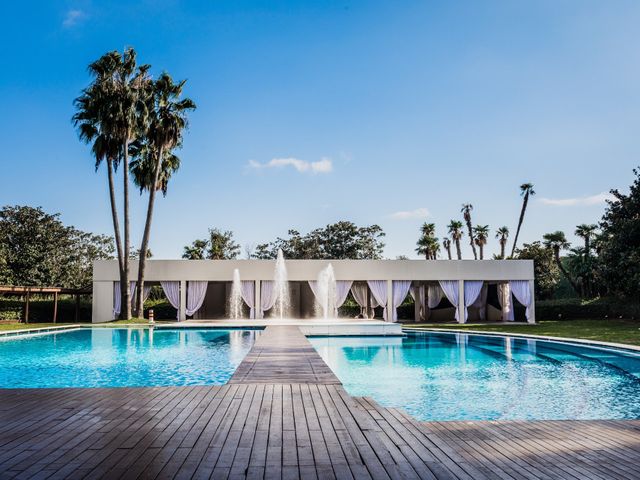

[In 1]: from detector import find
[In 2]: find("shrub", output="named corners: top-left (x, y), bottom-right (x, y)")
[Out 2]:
top-left (536, 297), bottom-right (640, 320)
top-left (0, 296), bottom-right (92, 322)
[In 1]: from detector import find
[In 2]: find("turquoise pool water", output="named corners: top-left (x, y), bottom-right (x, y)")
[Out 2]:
top-left (0, 328), bottom-right (260, 388)
top-left (309, 331), bottom-right (640, 421)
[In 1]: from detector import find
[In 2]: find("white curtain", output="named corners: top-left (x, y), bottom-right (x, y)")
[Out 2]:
top-left (510, 280), bottom-right (532, 321)
top-left (260, 281), bottom-right (278, 317)
top-left (351, 282), bottom-right (369, 317)
top-left (113, 281), bottom-right (137, 318)
top-left (336, 281), bottom-right (353, 311)
top-left (367, 280), bottom-right (388, 321)
top-left (161, 281), bottom-right (181, 319)
top-left (240, 281), bottom-right (256, 319)
top-left (439, 280), bottom-right (460, 321)
top-left (186, 281), bottom-right (208, 317)
top-left (409, 284), bottom-right (426, 321)
top-left (472, 284), bottom-right (488, 321)
top-left (391, 281), bottom-right (412, 322)
top-left (464, 281), bottom-right (484, 323)
top-left (498, 283), bottom-right (514, 321)
top-left (427, 284), bottom-right (443, 309)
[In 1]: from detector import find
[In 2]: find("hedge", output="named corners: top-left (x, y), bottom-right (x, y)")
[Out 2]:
top-left (0, 297), bottom-right (92, 323)
top-left (535, 298), bottom-right (640, 320)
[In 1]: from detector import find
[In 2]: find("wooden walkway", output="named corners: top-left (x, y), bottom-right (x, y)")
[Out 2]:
top-left (0, 326), bottom-right (639, 479)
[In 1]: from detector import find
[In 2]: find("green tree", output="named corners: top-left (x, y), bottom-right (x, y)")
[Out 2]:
top-left (447, 220), bottom-right (464, 259)
top-left (574, 224), bottom-right (598, 256)
top-left (597, 168), bottom-right (640, 298)
top-left (183, 229), bottom-right (240, 260)
top-left (133, 73), bottom-right (196, 316)
top-left (415, 223), bottom-right (439, 259)
top-left (543, 231), bottom-right (580, 295)
top-left (0, 206), bottom-right (114, 288)
top-left (495, 226), bottom-right (509, 259)
top-left (510, 183), bottom-right (535, 257)
top-left (254, 222), bottom-right (385, 259)
top-left (514, 241), bottom-right (560, 299)
top-left (473, 225), bottom-right (490, 259)
top-left (461, 204), bottom-right (477, 259)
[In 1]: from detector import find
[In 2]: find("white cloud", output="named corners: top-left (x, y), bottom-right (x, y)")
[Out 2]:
top-left (63, 9), bottom-right (86, 28)
top-left (247, 157), bottom-right (333, 174)
top-left (389, 208), bottom-right (430, 220)
top-left (538, 192), bottom-right (614, 207)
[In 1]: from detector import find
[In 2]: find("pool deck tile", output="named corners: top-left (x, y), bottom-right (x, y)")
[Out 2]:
top-left (0, 325), bottom-right (639, 479)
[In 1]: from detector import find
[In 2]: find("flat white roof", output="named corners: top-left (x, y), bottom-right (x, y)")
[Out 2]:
top-left (93, 259), bottom-right (533, 282)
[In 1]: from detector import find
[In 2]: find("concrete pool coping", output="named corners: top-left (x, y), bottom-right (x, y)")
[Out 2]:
top-left (403, 326), bottom-right (640, 353)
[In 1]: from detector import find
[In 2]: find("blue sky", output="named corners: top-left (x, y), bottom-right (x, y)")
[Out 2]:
top-left (1, 1), bottom-right (638, 259)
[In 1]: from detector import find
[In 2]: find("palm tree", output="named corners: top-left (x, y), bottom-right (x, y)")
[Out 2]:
top-left (447, 220), bottom-right (464, 259)
top-left (473, 225), bottom-right (490, 259)
top-left (510, 183), bottom-right (535, 257)
top-left (73, 52), bottom-right (131, 317)
top-left (442, 238), bottom-right (452, 259)
top-left (495, 226), bottom-right (509, 259)
top-left (416, 223), bottom-right (439, 259)
top-left (574, 224), bottom-right (598, 256)
top-left (133, 73), bottom-right (196, 316)
top-left (461, 204), bottom-right (477, 259)
top-left (543, 231), bottom-right (580, 294)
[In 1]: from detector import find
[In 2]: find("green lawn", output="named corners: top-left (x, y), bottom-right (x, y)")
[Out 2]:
top-left (403, 319), bottom-right (640, 346)
top-left (0, 322), bottom-right (73, 331)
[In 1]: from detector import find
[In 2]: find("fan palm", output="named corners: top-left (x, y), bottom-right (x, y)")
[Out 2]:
top-left (473, 225), bottom-right (490, 259)
top-left (543, 231), bottom-right (579, 294)
top-left (461, 204), bottom-right (477, 259)
top-left (133, 73), bottom-right (196, 316)
top-left (442, 238), bottom-right (452, 259)
top-left (510, 183), bottom-right (535, 257)
top-left (495, 226), bottom-right (509, 259)
top-left (447, 220), bottom-right (464, 259)
top-left (416, 223), bottom-right (439, 259)
top-left (574, 224), bottom-right (598, 256)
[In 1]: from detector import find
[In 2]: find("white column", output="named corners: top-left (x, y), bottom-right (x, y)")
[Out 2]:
top-left (386, 280), bottom-right (393, 322)
top-left (92, 281), bottom-right (113, 323)
top-left (414, 287), bottom-right (421, 323)
top-left (528, 279), bottom-right (536, 324)
top-left (255, 280), bottom-right (261, 319)
top-left (179, 280), bottom-right (186, 321)
top-left (458, 279), bottom-right (465, 324)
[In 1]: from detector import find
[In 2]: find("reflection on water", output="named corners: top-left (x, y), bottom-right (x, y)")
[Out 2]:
top-left (309, 332), bottom-right (640, 421)
top-left (0, 328), bottom-right (261, 388)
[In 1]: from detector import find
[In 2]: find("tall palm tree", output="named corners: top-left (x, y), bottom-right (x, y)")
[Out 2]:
top-left (574, 224), bottom-right (598, 256)
top-left (473, 225), bottom-right (490, 259)
top-left (510, 183), bottom-right (535, 257)
top-left (495, 226), bottom-right (509, 259)
top-left (442, 238), bottom-right (452, 259)
top-left (133, 73), bottom-right (196, 316)
top-left (416, 223), bottom-right (439, 259)
top-left (461, 204), bottom-right (477, 259)
top-left (543, 231), bottom-right (580, 294)
top-left (73, 52), bottom-right (133, 317)
top-left (447, 220), bottom-right (464, 259)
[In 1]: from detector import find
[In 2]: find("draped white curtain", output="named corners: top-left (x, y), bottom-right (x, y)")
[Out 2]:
top-left (464, 281), bottom-right (484, 323)
top-left (391, 280), bottom-right (412, 322)
top-left (439, 281), bottom-right (459, 321)
top-left (260, 281), bottom-right (278, 317)
top-left (240, 281), bottom-right (256, 319)
top-left (427, 284), bottom-right (443, 309)
top-left (409, 284), bottom-right (426, 321)
top-left (367, 280), bottom-right (388, 321)
top-left (186, 281), bottom-right (208, 317)
top-left (113, 281), bottom-right (137, 318)
top-left (161, 281), bottom-right (181, 319)
top-left (336, 281), bottom-right (353, 311)
top-left (350, 282), bottom-right (369, 317)
top-left (498, 283), bottom-right (514, 321)
top-left (472, 284), bottom-right (488, 321)
top-left (510, 280), bottom-right (532, 321)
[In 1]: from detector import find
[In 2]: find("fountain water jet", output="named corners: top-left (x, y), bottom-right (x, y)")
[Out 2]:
top-left (228, 268), bottom-right (243, 319)
top-left (315, 264), bottom-right (337, 319)
top-left (273, 249), bottom-right (290, 319)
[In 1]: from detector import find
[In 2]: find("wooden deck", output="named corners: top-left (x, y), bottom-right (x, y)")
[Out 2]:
top-left (0, 326), bottom-right (639, 479)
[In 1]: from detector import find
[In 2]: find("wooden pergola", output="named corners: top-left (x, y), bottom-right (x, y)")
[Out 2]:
top-left (0, 285), bottom-right (92, 323)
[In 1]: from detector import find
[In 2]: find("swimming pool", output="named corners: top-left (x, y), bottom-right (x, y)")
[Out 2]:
top-left (309, 331), bottom-right (640, 421)
top-left (0, 328), bottom-right (260, 388)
